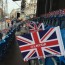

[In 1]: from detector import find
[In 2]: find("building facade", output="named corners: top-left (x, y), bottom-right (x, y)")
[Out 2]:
top-left (0, 8), bottom-right (3, 20)
top-left (21, 0), bottom-right (37, 19)
top-left (10, 9), bottom-right (17, 19)
top-left (10, 8), bottom-right (21, 19)
top-left (25, 0), bottom-right (37, 15)
top-left (0, 0), bottom-right (3, 20)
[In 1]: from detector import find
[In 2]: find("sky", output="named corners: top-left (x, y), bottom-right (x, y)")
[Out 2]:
top-left (7, 0), bottom-right (21, 14)
top-left (3, 0), bottom-right (31, 14)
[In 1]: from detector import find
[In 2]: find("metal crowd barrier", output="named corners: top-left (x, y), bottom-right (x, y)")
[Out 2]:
top-left (0, 27), bottom-right (16, 61)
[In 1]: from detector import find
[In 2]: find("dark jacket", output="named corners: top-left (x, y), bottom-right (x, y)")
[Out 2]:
top-left (0, 32), bottom-right (3, 39)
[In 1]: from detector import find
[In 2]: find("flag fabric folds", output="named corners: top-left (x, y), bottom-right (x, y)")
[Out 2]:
top-left (16, 26), bottom-right (64, 61)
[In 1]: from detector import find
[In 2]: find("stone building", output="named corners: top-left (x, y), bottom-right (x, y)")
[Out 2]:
top-left (25, 0), bottom-right (37, 15)
top-left (0, 0), bottom-right (3, 20)
top-left (0, 8), bottom-right (3, 20)
top-left (10, 8), bottom-right (21, 19)
top-left (21, 0), bottom-right (37, 19)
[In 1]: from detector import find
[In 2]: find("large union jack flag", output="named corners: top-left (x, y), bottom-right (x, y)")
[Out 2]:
top-left (16, 26), bottom-right (64, 61)
top-left (26, 22), bottom-right (44, 32)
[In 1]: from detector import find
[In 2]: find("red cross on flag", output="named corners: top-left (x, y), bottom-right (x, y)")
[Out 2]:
top-left (16, 26), bottom-right (64, 61)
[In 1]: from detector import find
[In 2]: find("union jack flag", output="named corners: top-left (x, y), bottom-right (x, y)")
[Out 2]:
top-left (26, 22), bottom-right (44, 32)
top-left (16, 26), bottom-right (64, 61)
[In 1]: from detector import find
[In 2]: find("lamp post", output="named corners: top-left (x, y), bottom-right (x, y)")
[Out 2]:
top-left (0, 0), bottom-right (3, 30)
top-left (49, 0), bottom-right (53, 12)
top-left (45, 0), bottom-right (48, 14)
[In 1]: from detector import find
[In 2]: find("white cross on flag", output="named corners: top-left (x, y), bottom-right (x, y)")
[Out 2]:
top-left (16, 26), bottom-right (64, 61)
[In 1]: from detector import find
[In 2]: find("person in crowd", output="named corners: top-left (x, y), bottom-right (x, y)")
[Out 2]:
top-left (8, 23), bottom-right (9, 27)
top-left (11, 20), bottom-right (14, 26)
top-left (0, 30), bottom-right (3, 41)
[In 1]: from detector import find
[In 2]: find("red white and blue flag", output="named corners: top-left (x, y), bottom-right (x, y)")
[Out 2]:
top-left (26, 22), bottom-right (44, 32)
top-left (16, 26), bottom-right (64, 61)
